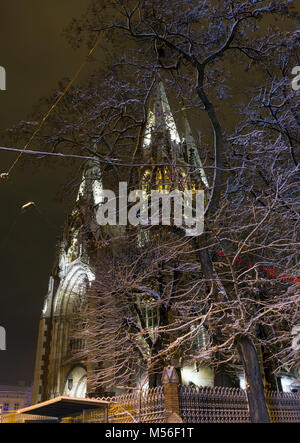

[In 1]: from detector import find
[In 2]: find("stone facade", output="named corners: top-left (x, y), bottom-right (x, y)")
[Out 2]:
top-left (32, 81), bottom-right (298, 405)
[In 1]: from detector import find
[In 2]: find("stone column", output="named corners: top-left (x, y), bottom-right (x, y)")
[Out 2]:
top-left (161, 365), bottom-right (183, 423)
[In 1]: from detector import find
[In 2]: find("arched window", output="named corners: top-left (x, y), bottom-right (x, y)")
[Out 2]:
top-left (63, 366), bottom-right (87, 398)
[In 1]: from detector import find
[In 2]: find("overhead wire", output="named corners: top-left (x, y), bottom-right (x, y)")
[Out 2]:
top-left (0, 146), bottom-right (99, 161)
top-left (0, 145), bottom-right (237, 172)
top-left (0, 13), bottom-right (123, 248)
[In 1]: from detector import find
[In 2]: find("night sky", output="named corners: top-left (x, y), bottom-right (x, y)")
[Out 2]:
top-left (0, 1), bottom-right (94, 385)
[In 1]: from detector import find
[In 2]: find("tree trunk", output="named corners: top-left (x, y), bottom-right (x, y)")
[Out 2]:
top-left (148, 358), bottom-right (164, 388)
top-left (148, 338), bottom-right (165, 389)
top-left (258, 325), bottom-right (282, 392)
top-left (236, 335), bottom-right (270, 423)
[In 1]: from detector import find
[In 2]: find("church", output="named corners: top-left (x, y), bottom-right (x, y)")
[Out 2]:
top-left (32, 81), bottom-right (297, 405)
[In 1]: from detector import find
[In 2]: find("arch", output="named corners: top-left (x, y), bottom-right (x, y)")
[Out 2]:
top-left (54, 259), bottom-right (95, 317)
top-left (62, 365), bottom-right (87, 398)
top-left (49, 259), bottom-right (95, 397)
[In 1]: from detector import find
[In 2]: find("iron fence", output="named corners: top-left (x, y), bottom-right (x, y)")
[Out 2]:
top-left (98, 386), bottom-right (165, 423)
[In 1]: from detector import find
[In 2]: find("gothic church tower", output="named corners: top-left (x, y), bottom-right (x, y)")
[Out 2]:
top-left (32, 81), bottom-right (211, 403)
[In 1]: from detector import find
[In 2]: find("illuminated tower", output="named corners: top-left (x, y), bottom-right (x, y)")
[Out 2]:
top-left (140, 81), bottom-right (209, 195)
top-left (32, 160), bottom-right (102, 403)
top-left (32, 82), bottom-right (212, 404)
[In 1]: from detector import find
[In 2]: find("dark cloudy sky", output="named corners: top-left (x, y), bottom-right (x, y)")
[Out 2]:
top-left (0, 1), bottom-right (94, 385)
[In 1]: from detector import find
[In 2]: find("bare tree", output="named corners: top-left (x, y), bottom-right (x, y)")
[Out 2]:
top-left (9, 0), bottom-right (299, 423)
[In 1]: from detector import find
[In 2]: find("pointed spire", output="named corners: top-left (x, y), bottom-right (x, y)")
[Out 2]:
top-left (156, 82), bottom-right (181, 144)
top-left (76, 143), bottom-right (102, 206)
top-left (183, 113), bottom-right (210, 190)
top-left (142, 81), bottom-right (181, 151)
top-left (141, 80), bottom-right (209, 192)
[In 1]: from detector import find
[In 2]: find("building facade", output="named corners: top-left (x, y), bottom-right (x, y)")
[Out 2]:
top-left (32, 81), bottom-right (298, 405)
top-left (0, 383), bottom-right (32, 420)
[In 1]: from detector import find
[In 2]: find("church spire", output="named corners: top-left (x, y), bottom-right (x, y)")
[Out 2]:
top-left (141, 80), bottom-right (209, 192)
top-left (76, 143), bottom-right (103, 206)
top-left (142, 81), bottom-right (181, 162)
top-left (182, 112), bottom-right (210, 190)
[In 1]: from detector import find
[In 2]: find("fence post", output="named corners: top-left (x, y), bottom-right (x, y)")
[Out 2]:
top-left (161, 365), bottom-right (183, 423)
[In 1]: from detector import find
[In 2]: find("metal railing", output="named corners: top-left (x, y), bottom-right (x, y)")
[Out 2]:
top-left (98, 386), bottom-right (166, 423)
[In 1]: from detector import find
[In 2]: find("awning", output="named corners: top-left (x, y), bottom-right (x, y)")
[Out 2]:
top-left (18, 396), bottom-right (109, 419)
